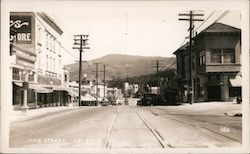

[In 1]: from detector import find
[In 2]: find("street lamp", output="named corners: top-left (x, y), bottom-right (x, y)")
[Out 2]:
top-left (21, 68), bottom-right (32, 112)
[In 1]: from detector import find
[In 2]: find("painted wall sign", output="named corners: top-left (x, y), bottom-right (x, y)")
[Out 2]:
top-left (10, 15), bottom-right (32, 43)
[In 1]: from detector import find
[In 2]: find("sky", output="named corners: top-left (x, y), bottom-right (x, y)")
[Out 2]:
top-left (5, 0), bottom-right (243, 65)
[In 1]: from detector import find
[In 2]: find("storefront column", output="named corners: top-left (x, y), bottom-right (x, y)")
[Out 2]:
top-left (223, 75), bottom-right (229, 101)
top-left (58, 91), bottom-right (60, 106)
top-left (60, 91), bottom-right (63, 106)
top-left (21, 72), bottom-right (30, 112)
top-left (34, 91), bottom-right (39, 108)
top-left (204, 86), bottom-right (208, 101)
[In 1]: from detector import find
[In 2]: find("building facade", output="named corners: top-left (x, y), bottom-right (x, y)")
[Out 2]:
top-left (10, 12), bottom-right (69, 109)
top-left (174, 23), bottom-right (241, 102)
top-left (173, 44), bottom-right (191, 102)
top-left (123, 82), bottom-right (139, 97)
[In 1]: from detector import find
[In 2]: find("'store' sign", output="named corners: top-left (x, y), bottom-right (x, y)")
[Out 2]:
top-left (10, 15), bottom-right (32, 44)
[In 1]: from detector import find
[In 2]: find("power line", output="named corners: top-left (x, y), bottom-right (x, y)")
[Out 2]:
top-left (159, 57), bottom-right (175, 71)
top-left (166, 59), bottom-right (176, 70)
top-left (179, 10), bottom-right (204, 104)
top-left (160, 36), bottom-right (188, 72)
top-left (60, 43), bottom-right (78, 60)
top-left (194, 10), bottom-right (216, 32)
top-left (151, 60), bottom-right (165, 95)
top-left (215, 10), bottom-right (229, 23)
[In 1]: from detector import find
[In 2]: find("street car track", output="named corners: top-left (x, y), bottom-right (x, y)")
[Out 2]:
top-left (146, 107), bottom-right (241, 142)
top-left (132, 108), bottom-right (172, 148)
top-left (103, 106), bottom-right (121, 148)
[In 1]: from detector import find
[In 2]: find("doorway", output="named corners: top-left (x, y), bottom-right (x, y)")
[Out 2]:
top-left (207, 86), bottom-right (221, 101)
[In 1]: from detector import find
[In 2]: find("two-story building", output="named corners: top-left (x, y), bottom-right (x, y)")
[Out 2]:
top-left (174, 23), bottom-right (241, 102)
top-left (173, 43), bottom-right (191, 102)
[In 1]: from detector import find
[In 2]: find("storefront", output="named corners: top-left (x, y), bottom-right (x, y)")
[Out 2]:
top-left (198, 73), bottom-right (241, 102)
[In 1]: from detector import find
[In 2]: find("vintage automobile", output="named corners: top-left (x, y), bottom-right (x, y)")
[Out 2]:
top-left (138, 94), bottom-right (161, 106)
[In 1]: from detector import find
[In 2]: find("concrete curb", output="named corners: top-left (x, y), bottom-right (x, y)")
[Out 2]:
top-left (10, 107), bottom-right (80, 123)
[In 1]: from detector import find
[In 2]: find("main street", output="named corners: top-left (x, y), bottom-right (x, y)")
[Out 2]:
top-left (10, 103), bottom-right (241, 148)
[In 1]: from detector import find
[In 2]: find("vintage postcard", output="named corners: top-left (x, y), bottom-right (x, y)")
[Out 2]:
top-left (1, 0), bottom-right (249, 153)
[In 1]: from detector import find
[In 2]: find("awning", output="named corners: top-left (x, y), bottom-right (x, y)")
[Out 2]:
top-left (81, 94), bottom-right (96, 101)
top-left (37, 75), bottom-right (61, 86)
top-left (13, 82), bottom-right (53, 93)
top-left (68, 90), bottom-right (78, 96)
top-left (13, 82), bottom-right (23, 87)
top-left (29, 84), bottom-right (53, 93)
top-left (229, 76), bottom-right (242, 87)
top-left (53, 86), bottom-right (69, 91)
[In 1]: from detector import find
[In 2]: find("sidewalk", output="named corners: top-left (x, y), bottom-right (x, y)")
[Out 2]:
top-left (10, 106), bottom-right (80, 123)
top-left (158, 101), bottom-right (242, 116)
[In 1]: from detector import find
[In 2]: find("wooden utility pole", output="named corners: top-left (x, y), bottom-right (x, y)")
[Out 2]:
top-left (103, 64), bottom-right (106, 99)
top-left (73, 34), bottom-right (89, 106)
top-left (179, 11), bottom-right (204, 104)
top-left (151, 60), bottom-right (164, 95)
top-left (96, 63), bottom-right (99, 105)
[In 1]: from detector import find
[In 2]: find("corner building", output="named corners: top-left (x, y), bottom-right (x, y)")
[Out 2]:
top-left (174, 23), bottom-right (241, 102)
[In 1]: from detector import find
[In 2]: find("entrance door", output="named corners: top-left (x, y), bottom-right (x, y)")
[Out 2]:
top-left (207, 86), bottom-right (221, 101)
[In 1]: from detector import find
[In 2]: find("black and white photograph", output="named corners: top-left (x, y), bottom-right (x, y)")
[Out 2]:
top-left (1, 0), bottom-right (249, 153)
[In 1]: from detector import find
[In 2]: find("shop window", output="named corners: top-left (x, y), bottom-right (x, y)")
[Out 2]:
top-left (229, 87), bottom-right (241, 97)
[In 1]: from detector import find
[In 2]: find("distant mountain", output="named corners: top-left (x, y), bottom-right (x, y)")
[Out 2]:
top-left (66, 54), bottom-right (176, 81)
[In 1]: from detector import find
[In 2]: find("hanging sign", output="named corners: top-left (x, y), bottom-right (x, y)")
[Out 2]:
top-left (10, 15), bottom-right (32, 44)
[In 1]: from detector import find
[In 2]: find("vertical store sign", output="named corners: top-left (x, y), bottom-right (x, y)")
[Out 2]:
top-left (10, 15), bottom-right (32, 44)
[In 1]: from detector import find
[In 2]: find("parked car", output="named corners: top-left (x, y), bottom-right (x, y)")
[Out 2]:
top-left (117, 101), bottom-right (122, 105)
top-left (101, 99), bottom-right (110, 106)
top-left (137, 99), bottom-right (142, 106)
top-left (140, 94), bottom-right (161, 106)
top-left (111, 101), bottom-right (116, 106)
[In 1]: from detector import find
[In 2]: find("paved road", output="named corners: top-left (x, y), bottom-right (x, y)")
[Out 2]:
top-left (10, 105), bottom-right (241, 148)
